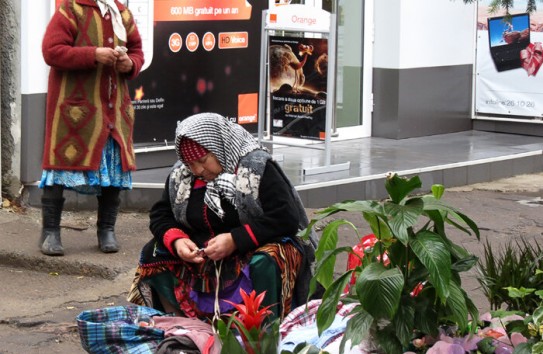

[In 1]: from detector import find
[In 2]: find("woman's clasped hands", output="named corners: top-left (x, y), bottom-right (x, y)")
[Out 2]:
top-left (95, 47), bottom-right (133, 73)
top-left (173, 233), bottom-right (237, 263)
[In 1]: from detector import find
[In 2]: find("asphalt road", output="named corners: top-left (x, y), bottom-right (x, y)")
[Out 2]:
top-left (1, 173), bottom-right (543, 353)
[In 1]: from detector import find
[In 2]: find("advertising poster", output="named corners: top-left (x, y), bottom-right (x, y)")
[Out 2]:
top-left (475, 1), bottom-right (543, 118)
top-left (127, 0), bottom-right (265, 144)
top-left (53, 0), bottom-right (265, 143)
top-left (269, 36), bottom-right (328, 140)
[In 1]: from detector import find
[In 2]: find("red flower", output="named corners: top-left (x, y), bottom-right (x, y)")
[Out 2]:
top-left (410, 281), bottom-right (426, 297)
top-left (224, 289), bottom-right (273, 331)
top-left (222, 289), bottom-right (275, 354)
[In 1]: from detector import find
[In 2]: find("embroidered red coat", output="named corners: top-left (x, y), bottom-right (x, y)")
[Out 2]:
top-left (41, 0), bottom-right (144, 171)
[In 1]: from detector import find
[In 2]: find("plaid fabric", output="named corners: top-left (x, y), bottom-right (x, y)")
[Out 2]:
top-left (77, 305), bottom-right (165, 354)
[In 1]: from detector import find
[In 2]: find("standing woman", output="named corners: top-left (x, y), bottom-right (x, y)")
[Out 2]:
top-left (39, 0), bottom-right (144, 256)
top-left (128, 113), bottom-right (316, 321)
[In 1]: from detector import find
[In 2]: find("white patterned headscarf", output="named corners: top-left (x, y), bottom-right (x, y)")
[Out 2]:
top-left (175, 113), bottom-right (263, 218)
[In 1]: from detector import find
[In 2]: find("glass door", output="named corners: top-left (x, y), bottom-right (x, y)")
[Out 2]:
top-left (335, 0), bottom-right (372, 138)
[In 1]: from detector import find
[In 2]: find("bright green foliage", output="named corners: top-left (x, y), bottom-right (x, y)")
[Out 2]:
top-left (301, 173), bottom-right (481, 353)
top-left (477, 239), bottom-right (543, 313)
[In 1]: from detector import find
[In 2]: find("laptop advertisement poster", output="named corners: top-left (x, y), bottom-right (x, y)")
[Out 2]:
top-left (475, 0), bottom-right (543, 118)
top-left (487, 13), bottom-right (530, 72)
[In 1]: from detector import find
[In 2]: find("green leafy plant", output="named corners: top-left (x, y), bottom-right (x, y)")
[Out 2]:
top-left (473, 271), bottom-right (543, 354)
top-left (477, 239), bottom-right (543, 314)
top-left (300, 173), bottom-right (481, 353)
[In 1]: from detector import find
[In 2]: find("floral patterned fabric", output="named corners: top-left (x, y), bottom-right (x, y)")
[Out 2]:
top-left (39, 137), bottom-right (132, 195)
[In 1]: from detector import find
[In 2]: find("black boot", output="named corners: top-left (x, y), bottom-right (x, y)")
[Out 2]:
top-left (97, 187), bottom-right (121, 253)
top-left (39, 197), bottom-right (65, 256)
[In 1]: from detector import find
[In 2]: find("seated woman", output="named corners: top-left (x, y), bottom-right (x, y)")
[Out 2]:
top-left (128, 112), bottom-right (316, 321)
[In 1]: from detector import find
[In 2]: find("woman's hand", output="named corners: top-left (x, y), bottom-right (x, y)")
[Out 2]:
top-left (95, 47), bottom-right (120, 66)
top-left (204, 233), bottom-right (237, 261)
top-left (115, 53), bottom-right (133, 73)
top-left (173, 238), bottom-right (205, 263)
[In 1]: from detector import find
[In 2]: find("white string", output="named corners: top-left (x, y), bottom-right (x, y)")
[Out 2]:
top-left (212, 259), bottom-right (223, 334)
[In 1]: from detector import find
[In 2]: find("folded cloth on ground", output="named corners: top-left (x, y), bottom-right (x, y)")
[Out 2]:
top-left (279, 299), bottom-right (356, 351)
top-left (76, 305), bottom-right (165, 354)
top-left (153, 316), bottom-right (221, 354)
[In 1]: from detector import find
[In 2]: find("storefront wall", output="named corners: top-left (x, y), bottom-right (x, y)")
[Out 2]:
top-left (371, 0), bottom-right (476, 139)
top-left (22, 0), bottom-right (539, 186)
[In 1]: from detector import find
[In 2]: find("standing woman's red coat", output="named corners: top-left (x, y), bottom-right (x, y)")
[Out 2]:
top-left (42, 0), bottom-right (144, 172)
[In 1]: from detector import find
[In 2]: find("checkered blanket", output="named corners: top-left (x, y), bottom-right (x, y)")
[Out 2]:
top-left (77, 305), bottom-right (165, 354)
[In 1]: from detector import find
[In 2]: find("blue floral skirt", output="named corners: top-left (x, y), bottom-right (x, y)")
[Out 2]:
top-left (39, 137), bottom-right (132, 195)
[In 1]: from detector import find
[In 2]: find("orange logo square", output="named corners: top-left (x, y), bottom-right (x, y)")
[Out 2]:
top-left (238, 93), bottom-right (258, 125)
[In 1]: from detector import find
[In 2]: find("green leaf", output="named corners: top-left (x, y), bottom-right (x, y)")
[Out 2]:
top-left (447, 211), bottom-right (480, 240)
top-left (410, 230), bottom-right (451, 302)
top-left (465, 293), bottom-right (480, 335)
top-left (363, 212), bottom-right (392, 240)
top-left (313, 247), bottom-right (354, 289)
top-left (385, 198), bottom-right (423, 246)
top-left (356, 263), bottom-right (404, 319)
top-left (325, 200), bottom-right (380, 214)
top-left (392, 302), bottom-right (415, 346)
top-left (444, 281), bottom-right (469, 331)
top-left (316, 271), bottom-right (353, 335)
top-left (217, 320), bottom-right (247, 354)
top-left (503, 286), bottom-right (535, 299)
top-left (315, 219), bottom-right (358, 261)
top-left (339, 308), bottom-right (373, 354)
top-left (532, 306), bottom-right (543, 325)
top-left (421, 196), bottom-right (480, 240)
top-left (512, 342), bottom-right (533, 354)
top-left (282, 343), bottom-right (329, 354)
top-left (414, 300), bottom-right (439, 336)
top-left (532, 342), bottom-right (543, 354)
top-left (311, 219), bottom-right (357, 289)
top-left (477, 337), bottom-right (497, 354)
top-left (373, 327), bottom-right (404, 354)
top-left (431, 184), bottom-right (445, 200)
top-left (385, 174), bottom-right (422, 204)
top-left (451, 255), bottom-right (479, 273)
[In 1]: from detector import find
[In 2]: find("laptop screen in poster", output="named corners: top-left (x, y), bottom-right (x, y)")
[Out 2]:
top-left (488, 13), bottom-right (530, 48)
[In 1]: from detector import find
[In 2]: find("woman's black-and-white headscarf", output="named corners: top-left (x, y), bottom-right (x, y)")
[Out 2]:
top-left (174, 113), bottom-right (263, 218)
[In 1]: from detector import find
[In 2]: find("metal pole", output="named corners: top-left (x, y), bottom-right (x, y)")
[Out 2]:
top-left (331, 0), bottom-right (339, 135)
top-left (257, 10), bottom-right (268, 144)
top-left (324, 13), bottom-right (336, 166)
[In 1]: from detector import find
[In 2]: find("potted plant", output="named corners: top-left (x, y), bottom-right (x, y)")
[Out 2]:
top-left (216, 289), bottom-right (328, 354)
top-left (300, 173), bottom-right (481, 353)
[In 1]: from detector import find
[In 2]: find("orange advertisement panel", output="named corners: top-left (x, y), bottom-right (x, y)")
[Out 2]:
top-left (127, 0), bottom-right (265, 143)
top-left (155, 0), bottom-right (252, 21)
top-left (238, 93), bottom-right (258, 124)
